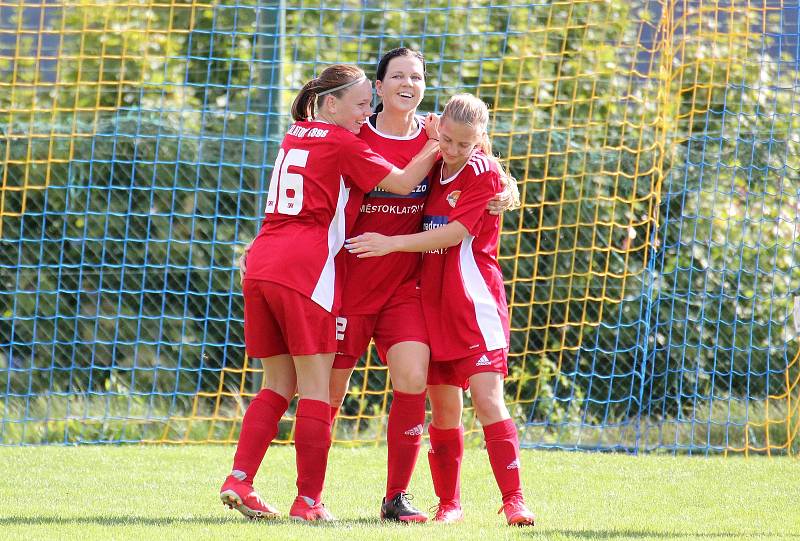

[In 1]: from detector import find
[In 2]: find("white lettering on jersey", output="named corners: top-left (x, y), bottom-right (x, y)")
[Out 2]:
top-left (360, 203), bottom-right (425, 215)
top-left (370, 183), bottom-right (428, 195)
top-left (423, 220), bottom-right (448, 254)
top-left (287, 125), bottom-right (329, 138)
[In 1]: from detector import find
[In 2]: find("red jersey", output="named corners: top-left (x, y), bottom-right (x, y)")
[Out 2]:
top-left (245, 120), bottom-right (394, 313)
top-left (340, 114), bottom-right (430, 315)
top-left (420, 150), bottom-right (510, 361)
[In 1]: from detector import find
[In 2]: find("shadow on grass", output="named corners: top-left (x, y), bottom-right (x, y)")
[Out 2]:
top-left (0, 517), bottom-right (796, 538)
top-left (0, 515), bottom-right (386, 527)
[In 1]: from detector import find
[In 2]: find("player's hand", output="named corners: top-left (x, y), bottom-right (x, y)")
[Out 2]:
top-left (487, 172), bottom-right (520, 215)
top-left (345, 232), bottom-right (397, 258)
top-left (424, 113), bottom-right (440, 141)
top-left (238, 240), bottom-right (253, 285)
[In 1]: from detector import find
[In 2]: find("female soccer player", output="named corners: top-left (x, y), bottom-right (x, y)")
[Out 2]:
top-left (329, 48), bottom-right (514, 523)
top-left (219, 63), bottom-right (439, 522)
top-left (346, 93), bottom-right (536, 527)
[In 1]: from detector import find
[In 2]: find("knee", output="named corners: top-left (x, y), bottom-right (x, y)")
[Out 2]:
top-left (391, 366), bottom-right (428, 395)
top-left (471, 392), bottom-right (508, 425)
top-left (431, 400), bottom-right (462, 428)
top-left (262, 375), bottom-right (296, 401)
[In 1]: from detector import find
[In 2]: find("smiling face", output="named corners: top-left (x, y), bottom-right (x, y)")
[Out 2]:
top-left (438, 117), bottom-right (482, 170)
top-left (375, 55), bottom-right (425, 115)
top-left (322, 78), bottom-right (374, 133)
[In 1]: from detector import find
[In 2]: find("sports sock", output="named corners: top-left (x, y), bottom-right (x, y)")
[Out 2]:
top-left (427, 424), bottom-right (463, 503)
top-left (385, 390), bottom-right (426, 500)
top-left (483, 418), bottom-right (523, 503)
top-left (231, 388), bottom-right (289, 483)
top-left (294, 398), bottom-right (332, 503)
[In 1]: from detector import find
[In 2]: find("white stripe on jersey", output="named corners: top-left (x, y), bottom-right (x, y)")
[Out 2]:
top-left (311, 176), bottom-right (350, 311)
top-left (459, 236), bottom-right (507, 351)
top-left (468, 154), bottom-right (490, 176)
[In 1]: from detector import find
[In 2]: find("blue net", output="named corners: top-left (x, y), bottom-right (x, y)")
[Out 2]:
top-left (1, 0), bottom-right (798, 454)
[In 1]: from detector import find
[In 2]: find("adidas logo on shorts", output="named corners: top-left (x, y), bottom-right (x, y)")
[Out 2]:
top-left (404, 424), bottom-right (424, 437)
top-left (506, 459), bottom-right (520, 470)
top-left (475, 355), bottom-right (492, 367)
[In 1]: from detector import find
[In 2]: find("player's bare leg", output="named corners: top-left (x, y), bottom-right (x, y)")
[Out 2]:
top-left (329, 367), bottom-right (354, 422)
top-left (469, 372), bottom-right (534, 527)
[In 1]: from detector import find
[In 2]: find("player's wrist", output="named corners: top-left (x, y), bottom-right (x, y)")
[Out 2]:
top-left (393, 236), bottom-right (409, 253)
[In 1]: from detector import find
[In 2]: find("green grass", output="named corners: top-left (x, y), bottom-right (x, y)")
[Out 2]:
top-left (0, 446), bottom-right (798, 540)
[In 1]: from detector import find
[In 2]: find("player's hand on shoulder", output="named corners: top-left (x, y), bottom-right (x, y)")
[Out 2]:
top-left (424, 113), bottom-right (440, 141)
top-left (487, 171), bottom-right (521, 215)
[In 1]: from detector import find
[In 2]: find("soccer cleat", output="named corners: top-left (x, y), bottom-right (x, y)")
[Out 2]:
top-left (380, 492), bottom-right (428, 523)
top-left (431, 499), bottom-right (463, 523)
top-left (219, 475), bottom-right (279, 520)
top-left (289, 495), bottom-right (336, 522)
top-left (499, 496), bottom-right (535, 526)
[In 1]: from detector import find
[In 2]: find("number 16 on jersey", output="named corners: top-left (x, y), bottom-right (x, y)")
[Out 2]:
top-left (266, 148), bottom-right (309, 215)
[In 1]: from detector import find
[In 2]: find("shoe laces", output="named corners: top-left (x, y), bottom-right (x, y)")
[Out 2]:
top-left (498, 495), bottom-right (527, 515)
top-left (395, 492), bottom-right (415, 506)
top-left (430, 499), bottom-right (459, 516)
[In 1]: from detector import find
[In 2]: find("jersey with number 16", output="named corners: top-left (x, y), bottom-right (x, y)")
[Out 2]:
top-left (244, 120), bottom-right (394, 313)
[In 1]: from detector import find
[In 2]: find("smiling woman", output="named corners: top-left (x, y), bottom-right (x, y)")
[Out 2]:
top-left (218, 63), bottom-right (440, 523)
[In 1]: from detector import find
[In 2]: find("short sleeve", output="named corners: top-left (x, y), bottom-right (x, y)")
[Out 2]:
top-left (339, 135), bottom-right (395, 193)
top-left (450, 169), bottom-right (500, 236)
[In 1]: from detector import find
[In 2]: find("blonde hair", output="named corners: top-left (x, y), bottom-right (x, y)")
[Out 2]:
top-left (441, 94), bottom-right (520, 209)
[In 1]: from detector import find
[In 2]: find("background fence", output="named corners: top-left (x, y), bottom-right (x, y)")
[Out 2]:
top-left (1, 0), bottom-right (799, 455)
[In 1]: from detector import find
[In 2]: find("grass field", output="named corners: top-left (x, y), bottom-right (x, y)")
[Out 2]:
top-left (0, 445), bottom-right (798, 540)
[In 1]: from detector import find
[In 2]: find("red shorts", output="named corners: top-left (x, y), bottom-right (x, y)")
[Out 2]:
top-left (243, 279), bottom-right (336, 357)
top-left (427, 349), bottom-right (508, 390)
top-left (333, 281), bottom-right (429, 369)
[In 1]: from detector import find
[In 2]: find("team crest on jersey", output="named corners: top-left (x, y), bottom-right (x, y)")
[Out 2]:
top-left (446, 190), bottom-right (461, 208)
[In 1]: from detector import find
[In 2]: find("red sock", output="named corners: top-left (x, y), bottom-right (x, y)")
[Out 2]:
top-left (232, 389), bottom-right (289, 483)
top-left (427, 424), bottom-right (463, 503)
top-left (385, 390), bottom-right (426, 500)
top-left (483, 419), bottom-right (523, 503)
top-left (294, 398), bottom-right (332, 503)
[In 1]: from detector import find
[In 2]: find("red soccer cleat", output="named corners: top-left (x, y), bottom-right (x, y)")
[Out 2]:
top-left (431, 499), bottom-right (463, 523)
top-left (499, 496), bottom-right (535, 526)
top-left (289, 495), bottom-right (336, 522)
top-left (219, 475), bottom-right (279, 520)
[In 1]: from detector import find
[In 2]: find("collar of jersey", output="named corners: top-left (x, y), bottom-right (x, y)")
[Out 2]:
top-left (366, 113), bottom-right (423, 140)
top-left (440, 148), bottom-right (479, 185)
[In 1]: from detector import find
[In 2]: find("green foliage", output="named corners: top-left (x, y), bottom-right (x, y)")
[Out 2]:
top-left (1, 0), bottom-right (798, 451)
